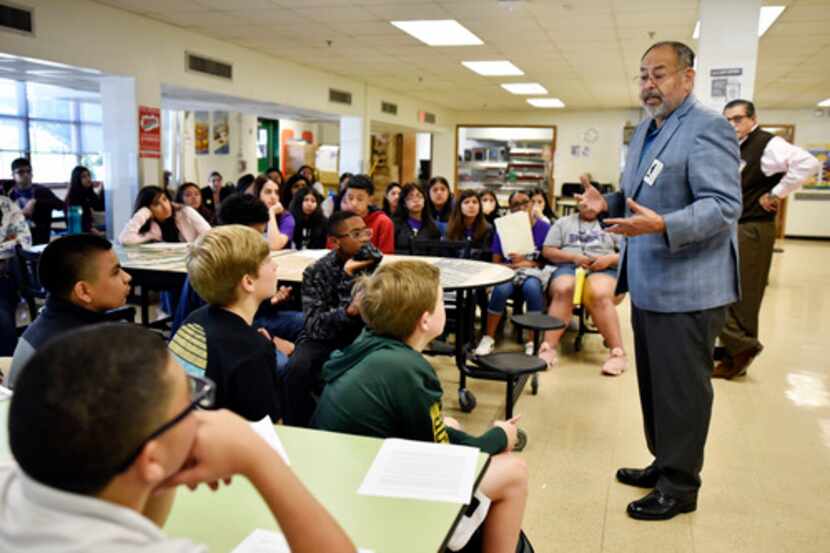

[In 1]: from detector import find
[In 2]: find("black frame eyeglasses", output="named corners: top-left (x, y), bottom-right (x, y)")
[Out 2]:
top-left (115, 373), bottom-right (215, 473)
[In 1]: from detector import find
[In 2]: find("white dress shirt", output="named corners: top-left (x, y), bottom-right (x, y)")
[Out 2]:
top-left (740, 125), bottom-right (821, 198)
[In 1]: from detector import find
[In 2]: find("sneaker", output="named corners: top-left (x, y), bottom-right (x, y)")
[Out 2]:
top-left (602, 348), bottom-right (627, 376)
top-left (474, 336), bottom-right (495, 356)
top-left (538, 342), bottom-right (558, 369)
top-left (524, 341), bottom-right (534, 356)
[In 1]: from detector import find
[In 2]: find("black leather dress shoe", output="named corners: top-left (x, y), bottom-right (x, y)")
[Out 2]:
top-left (627, 489), bottom-right (697, 520)
top-left (616, 465), bottom-right (660, 488)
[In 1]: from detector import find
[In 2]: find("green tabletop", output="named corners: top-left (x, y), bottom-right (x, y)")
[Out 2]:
top-left (0, 401), bottom-right (488, 553)
top-left (165, 425), bottom-right (490, 553)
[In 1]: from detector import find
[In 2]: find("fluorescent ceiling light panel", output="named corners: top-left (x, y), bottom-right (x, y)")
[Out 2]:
top-left (462, 61), bottom-right (524, 76)
top-left (501, 83), bottom-right (548, 95)
top-left (390, 20), bottom-right (483, 46)
top-left (527, 98), bottom-right (565, 108)
top-left (818, 98), bottom-right (830, 107)
top-left (693, 6), bottom-right (786, 39)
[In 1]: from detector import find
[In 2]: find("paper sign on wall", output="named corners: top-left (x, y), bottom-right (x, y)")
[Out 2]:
top-left (194, 111), bottom-right (209, 155)
top-left (138, 106), bottom-right (161, 159)
top-left (212, 111), bottom-right (230, 155)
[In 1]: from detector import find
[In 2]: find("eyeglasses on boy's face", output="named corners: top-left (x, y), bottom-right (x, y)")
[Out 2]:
top-left (115, 373), bottom-right (215, 473)
top-left (335, 227), bottom-right (373, 240)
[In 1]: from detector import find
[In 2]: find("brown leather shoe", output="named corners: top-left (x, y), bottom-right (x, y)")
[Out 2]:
top-left (712, 346), bottom-right (762, 379)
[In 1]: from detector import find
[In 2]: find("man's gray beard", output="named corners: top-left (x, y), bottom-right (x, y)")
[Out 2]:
top-left (642, 101), bottom-right (670, 120)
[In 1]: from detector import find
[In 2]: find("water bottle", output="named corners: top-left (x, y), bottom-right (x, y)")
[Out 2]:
top-left (68, 206), bottom-right (82, 234)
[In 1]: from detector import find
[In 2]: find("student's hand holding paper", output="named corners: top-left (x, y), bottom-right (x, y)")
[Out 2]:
top-left (508, 253), bottom-right (536, 269)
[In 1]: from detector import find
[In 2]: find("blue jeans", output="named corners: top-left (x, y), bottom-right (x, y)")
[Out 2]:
top-left (275, 350), bottom-right (288, 376)
top-left (488, 277), bottom-right (545, 315)
top-left (254, 309), bottom-right (304, 342)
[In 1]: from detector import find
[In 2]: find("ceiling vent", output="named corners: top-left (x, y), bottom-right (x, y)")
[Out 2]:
top-left (329, 88), bottom-right (352, 105)
top-left (0, 3), bottom-right (33, 34)
top-left (186, 52), bottom-right (232, 80)
top-left (381, 101), bottom-right (398, 115)
top-left (419, 111), bottom-right (437, 124)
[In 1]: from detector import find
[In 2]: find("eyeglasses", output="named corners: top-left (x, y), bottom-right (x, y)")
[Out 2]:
top-left (635, 67), bottom-right (684, 87)
top-left (725, 115), bottom-right (749, 124)
top-left (13, 168), bottom-right (31, 176)
top-left (115, 373), bottom-right (215, 473)
top-left (335, 227), bottom-right (373, 240)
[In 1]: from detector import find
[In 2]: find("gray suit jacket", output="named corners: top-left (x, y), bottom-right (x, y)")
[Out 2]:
top-left (606, 95), bottom-right (741, 313)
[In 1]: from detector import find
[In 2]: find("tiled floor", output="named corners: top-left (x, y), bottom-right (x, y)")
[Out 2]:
top-left (430, 239), bottom-right (830, 553)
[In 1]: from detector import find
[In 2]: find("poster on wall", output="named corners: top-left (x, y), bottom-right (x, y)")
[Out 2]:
top-left (807, 146), bottom-right (830, 188)
top-left (709, 68), bottom-right (744, 110)
top-left (194, 111), bottom-right (209, 155)
top-left (138, 106), bottom-right (161, 159)
top-left (212, 111), bottom-right (230, 155)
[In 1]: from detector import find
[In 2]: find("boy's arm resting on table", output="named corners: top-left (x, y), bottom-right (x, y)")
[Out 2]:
top-left (163, 410), bottom-right (356, 553)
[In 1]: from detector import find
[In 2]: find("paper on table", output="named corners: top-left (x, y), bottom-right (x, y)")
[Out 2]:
top-left (250, 417), bottom-right (290, 465)
top-left (494, 211), bottom-right (535, 256)
top-left (0, 386), bottom-right (11, 400)
top-left (296, 248), bottom-right (330, 260)
top-left (358, 438), bottom-right (479, 504)
top-left (232, 529), bottom-right (374, 553)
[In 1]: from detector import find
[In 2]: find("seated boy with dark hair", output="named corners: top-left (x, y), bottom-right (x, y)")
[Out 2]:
top-left (7, 234), bottom-right (132, 387)
top-left (313, 260), bottom-right (528, 552)
top-left (1, 323), bottom-right (354, 552)
top-left (339, 174), bottom-right (395, 254)
top-left (169, 225), bottom-right (282, 422)
top-left (281, 210), bottom-right (375, 426)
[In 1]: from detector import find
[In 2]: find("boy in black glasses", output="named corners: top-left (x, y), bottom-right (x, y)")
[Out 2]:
top-left (1, 323), bottom-right (354, 552)
top-left (281, 211), bottom-right (374, 426)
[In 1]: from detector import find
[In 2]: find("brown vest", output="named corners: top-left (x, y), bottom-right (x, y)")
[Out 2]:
top-left (739, 127), bottom-right (785, 223)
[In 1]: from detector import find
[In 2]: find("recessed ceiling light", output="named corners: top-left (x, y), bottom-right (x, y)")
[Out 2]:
top-left (527, 98), bottom-right (565, 108)
top-left (501, 83), bottom-right (548, 95)
top-left (693, 6), bottom-right (786, 39)
top-left (390, 20), bottom-right (483, 46)
top-left (818, 98), bottom-right (830, 108)
top-left (462, 61), bottom-right (524, 76)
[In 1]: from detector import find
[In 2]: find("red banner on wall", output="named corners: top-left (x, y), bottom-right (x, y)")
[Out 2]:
top-left (138, 106), bottom-right (161, 159)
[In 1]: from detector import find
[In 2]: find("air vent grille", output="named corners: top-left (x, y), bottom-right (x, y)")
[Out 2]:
top-left (381, 101), bottom-right (398, 115)
top-left (329, 88), bottom-right (353, 105)
top-left (0, 3), bottom-right (33, 34)
top-left (186, 52), bottom-right (232, 80)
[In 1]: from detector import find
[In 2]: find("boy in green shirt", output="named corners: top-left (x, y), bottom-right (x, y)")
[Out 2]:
top-left (314, 260), bottom-right (528, 553)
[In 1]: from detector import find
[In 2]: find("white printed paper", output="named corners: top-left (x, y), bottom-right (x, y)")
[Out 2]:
top-left (250, 417), bottom-right (290, 465)
top-left (358, 438), bottom-right (479, 504)
top-left (232, 529), bottom-right (373, 553)
top-left (494, 211), bottom-right (535, 257)
top-left (296, 249), bottom-right (330, 260)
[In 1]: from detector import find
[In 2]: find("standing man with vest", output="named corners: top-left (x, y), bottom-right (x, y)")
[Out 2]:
top-left (714, 100), bottom-right (820, 380)
top-left (579, 41), bottom-right (742, 520)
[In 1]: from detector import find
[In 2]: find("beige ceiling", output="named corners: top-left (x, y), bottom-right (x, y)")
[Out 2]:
top-left (94, 0), bottom-right (830, 111)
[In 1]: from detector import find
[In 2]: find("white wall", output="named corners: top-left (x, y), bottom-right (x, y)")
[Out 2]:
top-left (759, 109), bottom-right (830, 148)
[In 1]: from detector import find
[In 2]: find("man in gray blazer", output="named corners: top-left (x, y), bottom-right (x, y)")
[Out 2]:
top-left (580, 41), bottom-right (741, 520)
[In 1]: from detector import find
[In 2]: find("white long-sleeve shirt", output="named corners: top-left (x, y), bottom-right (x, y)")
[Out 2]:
top-left (741, 126), bottom-right (821, 198)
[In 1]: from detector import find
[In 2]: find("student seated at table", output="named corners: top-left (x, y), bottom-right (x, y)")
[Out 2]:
top-left (176, 182), bottom-right (215, 225)
top-left (119, 186), bottom-right (211, 245)
top-left (65, 165), bottom-right (105, 235)
top-left (530, 187), bottom-right (556, 224)
top-left (313, 261), bottom-right (528, 553)
top-left (382, 182), bottom-right (401, 219)
top-left (6, 234), bottom-right (132, 388)
top-left (0, 195), bottom-right (31, 358)
top-left (169, 225), bottom-right (283, 422)
top-left (393, 183), bottom-right (443, 253)
top-left (290, 187), bottom-right (328, 250)
top-left (446, 189), bottom-right (494, 260)
top-left (539, 204), bottom-right (627, 375)
top-left (475, 190), bottom-right (553, 356)
top-left (479, 190), bottom-right (502, 227)
top-left (426, 176), bottom-right (454, 224)
top-left (1, 324), bottom-right (355, 553)
top-left (338, 174), bottom-right (395, 254)
top-left (282, 211), bottom-right (374, 426)
top-left (170, 194), bottom-right (302, 355)
top-left (200, 170), bottom-right (235, 220)
top-left (255, 175), bottom-right (294, 251)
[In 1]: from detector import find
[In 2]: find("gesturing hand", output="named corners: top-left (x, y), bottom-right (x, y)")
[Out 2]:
top-left (270, 285), bottom-right (292, 305)
top-left (604, 199), bottom-right (665, 237)
top-left (574, 181), bottom-right (607, 216)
